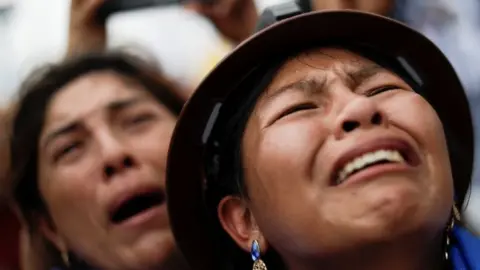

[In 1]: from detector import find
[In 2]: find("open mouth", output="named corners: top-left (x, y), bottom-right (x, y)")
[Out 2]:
top-left (335, 149), bottom-right (405, 185)
top-left (332, 140), bottom-right (419, 186)
top-left (110, 190), bottom-right (165, 224)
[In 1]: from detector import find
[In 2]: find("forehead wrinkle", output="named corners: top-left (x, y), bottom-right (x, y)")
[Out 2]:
top-left (294, 47), bottom-right (380, 71)
top-left (44, 98), bottom-right (112, 139)
top-left (257, 50), bottom-right (386, 110)
top-left (45, 88), bottom-right (149, 130)
top-left (294, 51), bottom-right (331, 71)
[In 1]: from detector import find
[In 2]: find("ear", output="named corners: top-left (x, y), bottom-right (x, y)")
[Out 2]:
top-left (38, 215), bottom-right (68, 255)
top-left (217, 195), bottom-right (268, 254)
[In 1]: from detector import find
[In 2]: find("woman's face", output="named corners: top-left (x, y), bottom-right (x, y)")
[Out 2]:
top-left (219, 48), bottom-right (453, 268)
top-left (37, 71), bottom-right (177, 269)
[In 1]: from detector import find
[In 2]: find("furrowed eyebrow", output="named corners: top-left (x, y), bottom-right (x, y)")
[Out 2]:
top-left (345, 64), bottom-right (384, 87)
top-left (265, 75), bottom-right (328, 103)
top-left (263, 63), bottom-right (386, 105)
top-left (41, 97), bottom-right (147, 150)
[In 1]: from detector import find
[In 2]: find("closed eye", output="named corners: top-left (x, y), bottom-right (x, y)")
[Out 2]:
top-left (53, 141), bottom-right (83, 162)
top-left (275, 103), bottom-right (317, 122)
top-left (125, 113), bottom-right (156, 126)
top-left (366, 85), bottom-right (400, 97)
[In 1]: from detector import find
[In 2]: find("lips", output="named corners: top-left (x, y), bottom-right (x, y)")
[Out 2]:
top-left (331, 138), bottom-right (420, 185)
top-left (109, 187), bottom-right (165, 225)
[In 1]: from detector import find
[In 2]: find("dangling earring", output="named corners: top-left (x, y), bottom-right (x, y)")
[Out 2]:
top-left (251, 240), bottom-right (267, 270)
top-left (445, 204), bottom-right (461, 261)
top-left (61, 250), bottom-right (70, 268)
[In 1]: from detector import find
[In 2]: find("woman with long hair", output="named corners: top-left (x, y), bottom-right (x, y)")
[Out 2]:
top-left (9, 52), bottom-right (189, 270)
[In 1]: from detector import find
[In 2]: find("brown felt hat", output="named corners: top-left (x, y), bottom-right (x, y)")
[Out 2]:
top-left (166, 10), bottom-right (473, 269)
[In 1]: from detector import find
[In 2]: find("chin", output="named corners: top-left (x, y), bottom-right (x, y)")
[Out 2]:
top-left (362, 209), bottom-right (435, 246)
top-left (367, 176), bottom-right (425, 209)
top-left (124, 232), bottom-right (177, 270)
top-left (358, 192), bottom-right (428, 233)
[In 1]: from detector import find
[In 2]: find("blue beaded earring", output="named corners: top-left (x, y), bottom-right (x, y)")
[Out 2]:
top-left (251, 240), bottom-right (267, 270)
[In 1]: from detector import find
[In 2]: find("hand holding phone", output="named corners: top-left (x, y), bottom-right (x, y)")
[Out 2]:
top-left (71, 0), bottom-right (105, 27)
top-left (68, 0), bottom-right (107, 56)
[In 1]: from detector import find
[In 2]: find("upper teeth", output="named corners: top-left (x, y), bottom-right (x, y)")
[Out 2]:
top-left (337, 149), bottom-right (404, 184)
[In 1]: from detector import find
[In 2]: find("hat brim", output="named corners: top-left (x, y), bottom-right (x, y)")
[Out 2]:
top-left (166, 10), bottom-right (473, 269)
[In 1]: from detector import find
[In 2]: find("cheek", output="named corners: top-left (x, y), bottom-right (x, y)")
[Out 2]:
top-left (131, 121), bottom-right (175, 169)
top-left (38, 170), bottom-right (98, 227)
top-left (386, 93), bottom-right (450, 166)
top-left (247, 123), bottom-right (318, 199)
top-left (385, 93), bottom-right (444, 136)
top-left (385, 93), bottom-right (453, 201)
top-left (252, 120), bottom-right (329, 182)
top-left (243, 121), bottom-right (330, 246)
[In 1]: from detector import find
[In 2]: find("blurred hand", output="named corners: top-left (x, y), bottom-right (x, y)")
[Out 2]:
top-left (312, 0), bottom-right (393, 15)
top-left (207, 0), bottom-right (237, 18)
top-left (184, 0), bottom-right (258, 43)
top-left (68, 0), bottom-right (107, 57)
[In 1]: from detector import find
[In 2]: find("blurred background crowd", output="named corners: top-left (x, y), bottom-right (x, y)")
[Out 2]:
top-left (0, 0), bottom-right (479, 269)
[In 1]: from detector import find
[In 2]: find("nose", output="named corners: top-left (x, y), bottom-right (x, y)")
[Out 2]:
top-left (104, 155), bottom-right (136, 178)
top-left (333, 96), bottom-right (387, 140)
top-left (98, 132), bottom-right (138, 179)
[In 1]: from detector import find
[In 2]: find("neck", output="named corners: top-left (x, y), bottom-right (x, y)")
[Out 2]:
top-left (287, 234), bottom-right (447, 270)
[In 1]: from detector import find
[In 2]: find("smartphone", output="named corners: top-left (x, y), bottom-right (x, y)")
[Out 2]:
top-left (97, 0), bottom-right (180, 22)
top-left (296, 0), bottom-right (312, 12)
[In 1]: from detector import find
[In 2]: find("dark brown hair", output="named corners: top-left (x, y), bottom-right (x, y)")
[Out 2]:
top-left (0, 106), bottom-right (13, 202)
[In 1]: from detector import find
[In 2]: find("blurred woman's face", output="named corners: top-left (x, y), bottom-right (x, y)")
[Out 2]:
top-left (37, 71), bottom-right (177, 269)
top-left (219, 48), bottom-right (454, 269)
